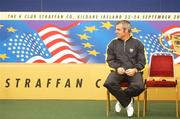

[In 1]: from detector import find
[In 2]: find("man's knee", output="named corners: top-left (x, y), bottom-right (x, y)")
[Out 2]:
top-left (103, 80), bottom-right (114, 88)
top-left (134, 73), bottom-right (145, 93)
top-left (137, 83), bottom-right (145, 94)
top-left (137, 80), bottom-right (145, 89)
top-left (125, 83), bottom-right (145, 97)
top-left (104, 72), bottom-right (118, 88)
top-left (134, 83), bottom-right (145, 96)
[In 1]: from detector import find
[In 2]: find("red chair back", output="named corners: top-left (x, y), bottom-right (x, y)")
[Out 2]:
top-left (149, 53), bottom-right (174, 77)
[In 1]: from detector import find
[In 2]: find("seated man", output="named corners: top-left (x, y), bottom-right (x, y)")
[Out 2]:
top-left (103, 20), bottom-right (146, 117)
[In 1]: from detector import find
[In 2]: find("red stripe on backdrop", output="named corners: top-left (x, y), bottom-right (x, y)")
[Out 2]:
top-left (46, 39), bottom-right (74, 48)
top-left (51, 46), bottom-right (81, 56)
top-left (54, 54), bottom-right (85, 63)
top-left (40, 31), bottom-right (69, 40)
top-left (37, 21), bottom-right (80, 32)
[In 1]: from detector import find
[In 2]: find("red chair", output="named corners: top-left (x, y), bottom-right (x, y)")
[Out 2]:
top-left (107, 82), bottom-right (140, 117)
top-left (143, 52), bottom-right (179, 117)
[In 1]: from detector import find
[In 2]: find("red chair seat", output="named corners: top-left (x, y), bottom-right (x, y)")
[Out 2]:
top-left (146, 80), bottom-right (177, 87)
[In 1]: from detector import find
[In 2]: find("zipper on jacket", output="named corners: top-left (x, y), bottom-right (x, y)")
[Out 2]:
top-left (124, 41), bottom-right (126, 52)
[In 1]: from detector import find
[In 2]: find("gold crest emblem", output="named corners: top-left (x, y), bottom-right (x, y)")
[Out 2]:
top-left (159, 34), bottom-right (180, 55)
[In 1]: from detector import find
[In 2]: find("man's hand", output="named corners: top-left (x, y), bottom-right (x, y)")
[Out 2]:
top-left (117, 67), bottom-right (126, 75)
top-left (125, 68), bottom-right (137, 76)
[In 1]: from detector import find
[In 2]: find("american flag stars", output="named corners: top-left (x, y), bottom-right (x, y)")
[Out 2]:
top-left (3, 32), bottom-right (50, 62)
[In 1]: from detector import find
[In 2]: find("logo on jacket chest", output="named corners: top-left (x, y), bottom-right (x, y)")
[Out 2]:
top-left (129, 48), bottom-right (134, 53)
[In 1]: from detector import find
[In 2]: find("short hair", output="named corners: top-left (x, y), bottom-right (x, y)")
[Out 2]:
top-left (116, 20), bottom-right (132, 33)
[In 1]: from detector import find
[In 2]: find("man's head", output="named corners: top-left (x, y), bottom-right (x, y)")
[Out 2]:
top-left (115, 20), bottom-right (132, 40)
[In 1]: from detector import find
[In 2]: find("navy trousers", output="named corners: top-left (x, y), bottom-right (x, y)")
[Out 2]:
top-left (103, 71), bottom-right (145, 107)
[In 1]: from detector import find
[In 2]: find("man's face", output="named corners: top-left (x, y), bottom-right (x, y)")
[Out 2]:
top-left (115, 24), bottom-right (129, 40)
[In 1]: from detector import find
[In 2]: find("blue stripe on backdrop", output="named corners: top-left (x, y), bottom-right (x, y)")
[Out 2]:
top-left (0, 0), bottom-right (180, 12)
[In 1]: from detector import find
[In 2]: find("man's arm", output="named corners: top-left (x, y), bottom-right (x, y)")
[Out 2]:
top-left (106, 41), bottom-right (121, 69)
top-left (134, 42), bottom-right (146, 71)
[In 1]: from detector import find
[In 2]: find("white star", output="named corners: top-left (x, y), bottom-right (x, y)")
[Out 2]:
top-left (15, 35), bottom-right (19, 38)
top-left (9, 38), bottom-right (13, 41)
top-left (28, 34), bottom-right (32, 37)
top-left (3, 43), bottom-right (7, 46)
